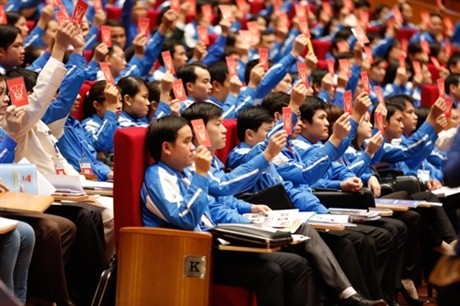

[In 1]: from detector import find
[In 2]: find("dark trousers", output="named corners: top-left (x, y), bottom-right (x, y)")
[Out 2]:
top-left (213, 250), bottom-right (310, 306)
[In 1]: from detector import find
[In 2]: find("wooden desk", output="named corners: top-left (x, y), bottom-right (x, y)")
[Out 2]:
top-left (0, 192), bottom-right (54, 214)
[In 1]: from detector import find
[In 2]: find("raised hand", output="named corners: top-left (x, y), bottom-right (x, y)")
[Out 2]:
top-left (194, 145), bottom-right (212, 176)
top-left (264, 130), bottom-right (288, 162)
top-left (352, 91), bottom-right (372, 122)
top-left (365, 132), bottom-right (383, 157)
top-left (329, 112), bottom-right (351, 147)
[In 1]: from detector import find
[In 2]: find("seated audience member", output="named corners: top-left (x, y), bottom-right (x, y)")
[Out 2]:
top-left (117, 76), bottom-right (150, 127)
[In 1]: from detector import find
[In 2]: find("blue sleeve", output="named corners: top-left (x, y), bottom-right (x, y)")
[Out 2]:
top-left (444, 129), bottom-right (460, 186)
top-left (236, 86), bottom-right (256, 110)
top-left (269, 41), bottom-right (284, 63)
top-left (84, 60), bottom-right (99, 81)
top-left (201, 35), bottom-right (227, 67)
top-left (451, 22), bottom-right (460, 46)
top-left (347, 64), bottom-right (361, 96)
top-left (118, 55), bottom-right (142, 79)
top-left (5, 0), bottom-right (20, 12)
top-left (332, 89), bottom-right (344, 108)
top-left (279, 29), bottom-right (300, 58)
top-left (255, 53), bottom-right (296, 99)
top-left (372, 37), bottom-right (394, 58)
top-left (122, 0), bottom-right (135, 46)
top-left (92, 158), bottom-right (112, 181)
top-left (24, 26), bottom-right (45, 48)
top-left (220, 94), bottom-right (240, 119)
top-left (317, 90), bottom-right (331, 103)
top-left (139, 31), bottom-right (166, 77)
top-left (83, 111), bottom-right (118, 152)
top-left (27, 50), bottom-right (51, 73)
top-left (84, 25), bottom-right (99, 51)
top-left (153, 101), bottom-right (171, 119)
top-left (208, 196), bottom-right (251, 224)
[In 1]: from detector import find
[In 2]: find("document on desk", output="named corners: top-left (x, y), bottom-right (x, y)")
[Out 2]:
top-left (431, 186), bottom-right (460, 198)
top-left (44, 174), bottom-right (85, 195)
top-left (243, 209), bottom-right (314, 233)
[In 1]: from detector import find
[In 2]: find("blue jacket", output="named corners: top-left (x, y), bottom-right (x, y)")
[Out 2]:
top-left (81, 111), bottom-right (119, 153)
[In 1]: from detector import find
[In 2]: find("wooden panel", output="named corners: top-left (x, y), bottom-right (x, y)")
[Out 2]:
top-left (116, 227), bottom-right (212, 306)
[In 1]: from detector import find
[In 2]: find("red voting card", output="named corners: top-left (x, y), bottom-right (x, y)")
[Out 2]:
top-left (197, 25), bottom-right (209, 45)
top-left (162, 51), bottom-right (175, 75)
top-left (170, 0), bottom-right (180, 12)
top-left (219, 5), bottom-right (234, 21)
top-left (282, 107), bottom-right (292, 135)
top-left (259, 48), bottom-right (269, 71)
top-left (201, 4), bottom-right (213, 22)
top-left (93, 0), bottom-right (102, 12)
top-left (297, 61), bottom-right (307, 85)
top-left (401, 39), bottom-right (408, 53)
top-left (273, 0), bottom-right (282, 14)
top-left (375, 111), bottom-right (384, 133)
top-left (326, 58), bottom-right (335, 76)
top-left (55, 0), bottom-right (69, 18)
top-left (187, 0), bottom-right (196, 17)
top-left (295, 4), bottom-right (306, 20)
top-left (72, 0), bottom-right (88, 24)
top-left (437, 0), bottom-right (443, 8)
top-left (246, 21), bottom-right (260, 42)
top-left (343, 0), bottom-right (353, 11)
top-left (375, 86), bottom-right (385, 106)
top-left (421, 12), bottom-right (431, 26)
top-left (226, 56), bottom-right (237, 78)
top-left (393, 8), bottom-right (403, 24)
top-left (431, 56), bottom-right (441, 70)
top-left (412, 60), bottom-right (421, 75)
top-left (0, 6), bottom-right (6, 25)
top-left (100, 62), bottom-right (115, 85)
top-left (100, 25), bottom-right (112, 47)
top-left (364, 46), bottom-right (373, 64)
top-left (352, 27), bottom-right (369, 45)
top-left (173, 79), bottom-right (187, 102)
top-left (444, 17), bottom-right (453, 32)
top-left (361, 71), bottom-right (370, 95)
top-left (235, 0), bottom-right (248, 14)
top-left (420, 40), bottom-right (430, 55)
top-left (446, 41), bottom-right (452, 56)
top-left (322, 1), bottom-right (332, 17)
top-left (399, 55), bottom-right (406, 68)
top-left (299, 17), bottom-right (311, 38)
top-left (437, 78), bottom-right (445, 98)
top-left (344, 90), bottom-right (353, 114)
top-left (138, 18), bottom-right (150, 38)
top-left (445, 97), bottom-right (453, 118)
top-left (7, 77), bottom-right (29, 107)
top-left (191, 119), bottom-right (212, 147)
top-left (56, 10), bottom-right (68, 24)
top-left (339, 58), bottom-right (350, 76)
top-left (337, 41), bottom-right (348, 53)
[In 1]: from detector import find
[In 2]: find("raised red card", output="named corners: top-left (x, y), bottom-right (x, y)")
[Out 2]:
top-left (297, 61), bottom-right (307, 85)
top-left (299, 17), bottom-right (311, 38)
top-left (273, 0), bottom-right (282, 14)
top-left (420, 39), bottom-right (430, 55)
top-left (375, 111), bottom-right (384, 133)
top-left (399, 55), bottom-right (406, 69)
top-left (100, 62), bottom-right (115, 85)
top-left (339, 59), bottom-right (350, 76)
top-left (343, 0), bottom-right (353, 12)
top-left (191, 119), bottom-right (212, 147)
top-left (322, 1), bottom-right (332, 18)
top-left (72, 0), bottom-right (88, 24)
top-left (337, 41), bottom-right (348, 53)
top-left (219, 5), bottom-right (234, 21)
top-left (246, 21), bottom-right (260, 42)
top-left (437, 78), bottom-right (445, 98)
top-left (201, 4), bottom-right (213, 22)
top-left (375, 86), bottom-right (385, 106)
top-left (55, 0), bottom-right (69, 18)
top-left (259, 48), bottom-right (269, 71)
top-left (326, 58), bottom-right (335, 76)
top-left (445, 97), bottom-right (453, 118)
top-left (431, 56), bottom-right (441, 70)
top-left (295, 4), bottom-right (306, 20)
top-left (100, 25), bottom-right (112, 47)
top-left (187, 0), bottom-right (196, 16)
top-left (446, 41), bottom-right (452, 56)
top-left (393, 7), bottom-right (402, 24)
top-left (197, 25), bottom-right (209, 45)
top-left (138, 17), bottom-right (150, 38)
top-left (364, 46), bottom-right (373, 64)
top-left (444, 16), bottom-right (453, 32)
top-left (412, 60), bottom-right (421, 75)
top-left (344, 90), bottom-right (353, 114)
top-left (361, 71), bottom-right (370, 95)
top-left (56, 10), bottom-right (68, 24)
top-left (235, 0), bottom-right (248, 14)
top-left (226, 56), bottom-right (237, 77)
top-left (173, 79), bottom-right (187, 102)
top-left (0, 6), bottom-right (6, 24)
top-left (170, 0), bottom-right (180, 12)
top-left (282, 107), bottom-right (292, 135)
top-left (352, 27), bottom-right (369, 45)
top-left (401, 39), bottom-right (408, 53)
top-left (437, 0), bottom-right (443, 8)
top-left (93, 0), bottom-right (102, 12)
top-left (7, 77), bottom-right (29, 107)
top-left (162, 51), bottom-right (175, 75)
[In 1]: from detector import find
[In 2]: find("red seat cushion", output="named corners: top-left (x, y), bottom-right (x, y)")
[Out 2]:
top-left (427, 63), bottom-right (440, 82)
top-left (312, 40), bottom-right (332, 60)
top-left (215, 119), bottom-right (239, 165)
top-left (421, 84), bottom-right (438, 108)
top-left (106, 6), bottom-right (122, 20)
top-left (396, 28), bottom-right (417, 41)
top-left (72, 80), bottom-right (95, 121)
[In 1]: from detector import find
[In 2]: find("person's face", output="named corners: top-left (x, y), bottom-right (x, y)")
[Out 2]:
top-left (110, 26), bottom-right (127, 49)
top-left (429, 16), bottom-right (443, 36)
top-left (172, 45), bottom-right (188, 70)
top-left (421, 64), bottom-right (432, 85)
top-left (402, 101), bottom-right (418, 135)
top-left (274, 74), bottom-right (292, 93)
top-left (260, 33), bottom-right (275, 51)
top-left (384, 110), bottom-right (404, 140)
top-left (0, 33), bottom-right (25, 69)
top-left (450, 60), bottom-right (460, 74)
top-left (357, 112), bottom-right (373, 139)
top-left (388, 43), bottom-right (402, 62)
top-left (301, 109), bottom-right (330, 143)
top-left (71, 94), bottom-right (82, 113)
top-left (166, 125), bottom-right (196, 171)
top-left (43, 20), bottom-right (58, 47)
top-left (246, 121), bottom-right (274, 147)
top-left (449, 81), bottom-right (460, 100)
top-left (124, 84), bottom-right (150, 118)
top-left (131, 1), bottom-right (147, 22)
top-left (15, 16), bottom-right (29, 38)
top-left (108, 46), bottom-right (127, 77)
top-left (401, 3), bottom-right (413, 22)
top-left (0, 80), bottom-right (10, 116)
top-left (206, 116), bottom-right (227, 152)
top-left (187, 67), bottom-right (212, 101)
top-left (100, 92), bottom-right (123, 117)
top-left (213, 75), bottom-right (230, 100)
top-left (370, 61), bottom-right (386, 83)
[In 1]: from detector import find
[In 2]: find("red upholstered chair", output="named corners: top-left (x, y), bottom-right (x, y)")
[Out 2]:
top-left (72, 81), bottom-right (95, 121)
top-left (83, 50), bottom-right (93, 64)
top-left (147, 9), bottom-right (160, 31)
top-left (421, 84), bottom-right (439, 108)
top-left (396, 28), bottom-right (417, 41)
top-left (26, 20), bottom-right (35, 32)
top-left (215, 119), bottom-right (239, 165)
top-left (113, 127), bottom-right (257, 306)
top-left (316, 59), bottom-right (328, 70)
top-left (312, 40), bottom-right (332, 60)
top-left (427, 63), bottom-right (440, 82)
top-left (249, 0), bottom-right (265, 14)
top-left (106, 6), bottom-right (122, 20)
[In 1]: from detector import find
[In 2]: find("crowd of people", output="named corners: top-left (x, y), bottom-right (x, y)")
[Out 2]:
top-left (0, 0), bottom-right (460, 305)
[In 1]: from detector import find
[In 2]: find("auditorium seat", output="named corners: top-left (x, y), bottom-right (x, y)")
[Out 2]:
top-left (72, 80), bottom-right (95, 121)
top-left (312, 40), bottom-right (332, 60)
top-left (215, 119), bottom-right (239, 165)
top-left (421, 84), bottom-right (439, 108)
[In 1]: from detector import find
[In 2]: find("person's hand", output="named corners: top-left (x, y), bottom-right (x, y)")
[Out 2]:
top-left (37, 4), bottom-right (54, 29)
top-left (435, 113), bottom-right (448, 132)
top-left (340, 177), bottom-right (363, 192)
top-left (427, 97), bottom-right (446, 131)
top-left (106, 171), bottom-right (114, 181)
top-left (70, 26), bottom-right (85, 52)
top-left (192, 41), bottom-right (207, 62)
top-left (365, 132), bottom-right (383, 157)
top-left (104, 84), bottom-right (121, 112)
top-left (5, 105), bottom-right (26, 134)
top-left (194, 145), bottom-right (212, 176)
top-left (92, 43), bottom-right (109, 63)
top-left (305, 51), bottom-right (318, 72)
top-left (329, 112), bottom-right (351, 147)
top-left (54, 20), bottom-right (77, 50)
top-left (170, 99), bottom-right (181, 117)
top-left (250, 204), bottom-right (272, 215)
top-left (229, 75), bottom-right (242, 96)
top-left (439, 67), bottom-right (450, 80)
top-left (0, 181), bottom-right (10, 193)
top-left (132, 34), bottom-right (147, 57)
top-left (426, 179), bottom-right (442, 190)
top-left (219, 18), bottom-right (231, 37)
top-left (291, 34), bottom-right (308, 58)
top-left (337, 71), bottom-right (348, 90)
top-left (367, 176), bottom-right (381, 197)
top-left (160, 71), bottom-right (174, 103)
top-left (395, 67), bottom-right (408, 86)
top-left (248, 63), bottom-right (265, 89)
top-left (93, 9), bottom-right (107, 27)
top-left (159, 10), bottom-right (178, 35)
top-left (352, 91), bottom-right (372, 122)
top-left (289, 81), bottom-right (308, 111)
top-left (264, 130), bottom-right (288, 162)
top-left (374, 103), bottom-right (387, 122)
top-left (321, 73), bottom-right (334, 96)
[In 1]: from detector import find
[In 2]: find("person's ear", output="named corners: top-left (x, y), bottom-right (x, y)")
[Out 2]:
top-left (124, 94), bottom-right (132, 106)
top-left (245, 129), bottom-right (253, 143)
top-left (162, 141), bottom-right (173, 156)
top-left (274, 111), bottom-right (282, 121)
top-left (212, 80), bottom-right (221, 91)
top-left (185, 82), bottom-right (194, 94)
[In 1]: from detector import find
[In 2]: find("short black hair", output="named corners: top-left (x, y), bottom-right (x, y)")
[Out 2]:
top-left (159, 40), bottom-right (184, 66)
top-left (177, 63), bottom-right (209, 95)
top-left (261, 92), bottom-right (290, 115)
top-left (445, 74), bottom-right (460, 95)
top-left (209, 61), bottom-right (228, 84)
top-left (0, 25), bottom-right (20, 51)
top-left (380, 96), bottom-right (406, 123)
top-left (299, 96), bottom-right (327, 124)
top-left (448, 53), bottom-right (460, 72)
top-left (236, 106), bottom-right (274, 142)
top-left (83, 80), bottom-right (107, 118)
top-left (147, 115), bottom-right (191, 161)
top-left (182, 102), bottom-right (223, 126)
